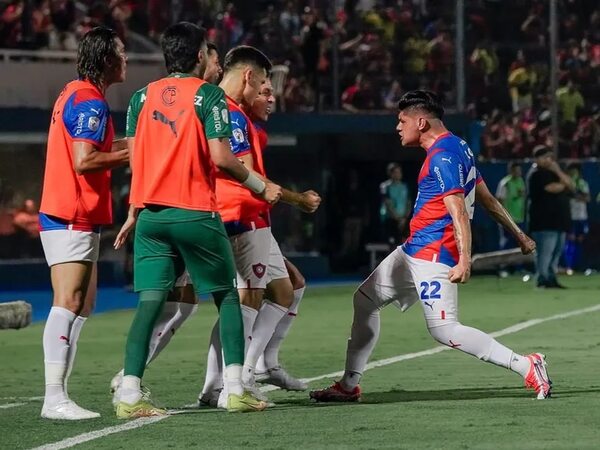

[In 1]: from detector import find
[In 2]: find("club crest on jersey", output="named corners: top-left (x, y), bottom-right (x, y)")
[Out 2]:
top-left (88, 116), bottom-right (100, 131)
top-left (233, 128), bottom-right (245, 143)
top-left (161, 86), bottom-right (178, 106)
top-left (252, 263), bottom-right (266, 278)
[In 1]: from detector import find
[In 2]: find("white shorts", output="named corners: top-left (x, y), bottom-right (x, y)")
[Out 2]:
top-left (357, 247), bottom-right (458, 327)
top-left (40, 229), bottom-right (100, 267)
top-left (230, 227), bottom-right (288, 289)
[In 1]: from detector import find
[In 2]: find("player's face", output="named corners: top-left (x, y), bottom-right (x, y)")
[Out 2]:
top-left (250, 80), bottom-right (275, 121)
top-left (242, 67), bottom-right (267, 107)
top-left (396, 110), bottom-right (421, 147)
top-left (203, 50), bottom-right (222, 84)
top-left (109, 38), bottom-right (127, 84)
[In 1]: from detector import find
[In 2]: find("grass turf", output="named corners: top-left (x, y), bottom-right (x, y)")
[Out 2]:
top-left (2, 275), bottom-right (600, 449)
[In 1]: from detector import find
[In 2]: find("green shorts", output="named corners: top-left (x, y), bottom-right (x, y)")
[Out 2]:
top-left (134, 206), bottom-right (236, 294)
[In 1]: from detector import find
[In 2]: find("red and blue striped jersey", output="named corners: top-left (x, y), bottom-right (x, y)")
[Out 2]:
top-left (402, 132), bottom-right (482, 267)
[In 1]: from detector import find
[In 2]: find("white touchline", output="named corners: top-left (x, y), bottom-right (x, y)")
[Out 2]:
top-left (0, 402), bottom-right (26, 409)
top-left (31, 302), bottom-right (600, 449)
top-left (29, 417), bottom-right (167, 450)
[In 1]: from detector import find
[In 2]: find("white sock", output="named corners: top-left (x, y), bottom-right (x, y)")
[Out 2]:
top-left (64, 315), bottom-right (87, 397)
top-left (43, 306), bottom-right (76, 406)
top-left (427, 322), bottom-right (525, 375)
top-left (120, 375), bottom-right (142, 404)
top-left (146, 302), bottom-right (197, 365)
top-left (202, 319), bottom-right (223, 394)
top-left (509, 353), bottom-right (531, 377)
top-left (225, 364), bottom-right (243, 396)
top-left (342, 290), bottom-right (381, 390)
top-left (242, 301), bottom-right (287, 384)
top-left (240, 304), bottom-right (258, 354)
top-left (263, 286), bottom-right (305, 369)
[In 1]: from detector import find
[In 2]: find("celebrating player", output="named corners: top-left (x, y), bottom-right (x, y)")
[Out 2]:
top-left (310, 90), bottom-right (551, 403)
top-left (199, 78), bottom-right (320, 406)
top-left (114, 23), bottom-right (280, 418)
top-left (39, 27), bottom-right (129, 420)
top-left (199, 48), bottom-right (321, 407)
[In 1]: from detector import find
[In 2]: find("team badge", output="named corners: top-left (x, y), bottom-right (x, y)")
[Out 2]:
top-left (252, 263), bottom-right (266, 278)
top-left (161, 86), bottom-right (178, 106)
top-left (88, 116), bottom-right (100, 131)
top-left (233, 128), bottom-right (245, 143)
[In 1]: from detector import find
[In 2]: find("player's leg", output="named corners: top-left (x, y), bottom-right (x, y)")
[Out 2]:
top-left (117, 209), bottom-right (176, 418)
top-left (175, 212), bottom-right (266, 412)
top-left (310, 248), bottom-right (418, 402)
top-left (111, 273), bottom-right (198, 406)
top-left (40, 228), bottom-right (100, 420)
top-left (198, 317), bottom-right (223, 407)
top-left (146, 273), bottom-right (198, 365)
top-left (547, 231), bottom-right (566, 287)
top-left (257, 250), bottom-right (307, 390)
top-left (406, 252), bottom-right (551, 399)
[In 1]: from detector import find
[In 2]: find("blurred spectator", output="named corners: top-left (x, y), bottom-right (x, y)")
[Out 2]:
top-left (496, 162), bottom-right (526, 251)
top-left (563, 162), bottom-right (590, 275)
top-left (508, 52), bottom-right (536, 113)
top-left (341, 73), bottom-right (376, 112)
top-left (379, 163), bottom-right (410, 245)
top-left (0, 202), bottom-right (17, 259)
top-left (13, 198), bottom-right (41, 257)
top-left (382, 79), bottom-right (402, 111)
top-left (527, 146), bottom-right (574, 289)
top-left (338, 168), bottom-right (369, 267)
top-left (556, 78), bottom-right (584, 134)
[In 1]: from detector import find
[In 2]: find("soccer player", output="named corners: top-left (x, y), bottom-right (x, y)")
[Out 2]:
top-left (39, 27), bottom-right (129, 420)
top-left (199, 48), bottom-right (321, 407)
top-left (114, 23), bottom-right (280, 418)
top-left (199, 78), bottom-right (319, 406)
top-left (310, 90), bottom-right (551, 403)
top-left (109, 42), bottom-right (225, 401)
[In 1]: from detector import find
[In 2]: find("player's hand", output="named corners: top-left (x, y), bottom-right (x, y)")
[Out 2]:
top-left (448, 260), bottom-right (471, 284)
top-left (518, 234), bottom-right (536, 255)
top-left (112, 138), bottom-right (128, 152)
top-left (261, 181), bottom-right (282, 205)
top-left (113, 214), bottom-right (136, 250)
top-left (298, 190), bottom-right (322, 213)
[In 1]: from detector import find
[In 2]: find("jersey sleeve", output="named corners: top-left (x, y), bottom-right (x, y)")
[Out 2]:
top-left (62, 90), bottom-right (109, 145)
top-left (495, 177), bottom-right (507, 199)
top-left (429, 151), bottom-right (465, 196)
top-left (195, 83), bottom-right (232, 140)
top-left (227, 110), bottom-right (251, 156)
top-left (126, 87), bottom-right (147, 138)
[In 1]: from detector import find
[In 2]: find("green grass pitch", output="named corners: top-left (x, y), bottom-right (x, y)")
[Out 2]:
top-left (2, 275), bottom-right (600, 449)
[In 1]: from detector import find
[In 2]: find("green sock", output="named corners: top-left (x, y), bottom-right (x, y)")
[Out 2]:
top-left (213, 288), bottom-right (244, 366)
top-left (124, 290), bottom-right (168, 378)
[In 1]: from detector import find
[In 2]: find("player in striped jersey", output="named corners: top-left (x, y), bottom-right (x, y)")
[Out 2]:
top-left (310, 90), bottom-right (551, 403)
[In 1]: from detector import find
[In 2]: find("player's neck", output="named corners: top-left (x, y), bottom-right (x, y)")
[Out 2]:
top-left (219, 76), bottom-right (244, 105)
top-left (420, 124), bottom-right (449, 151)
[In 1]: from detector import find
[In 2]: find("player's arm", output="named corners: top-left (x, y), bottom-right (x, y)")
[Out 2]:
top-left (475, 180), bottom-right (535, 255)
top-left (444, 193), bottom-right (472, 283)
top-left (236, 152), bottom-right (320, 212)
top-left (547, 160), bottom-right (575, 192)
top-left (199, 85), bottom-right (280, 203)
top-left (73, 142), bottom-right (128, 174)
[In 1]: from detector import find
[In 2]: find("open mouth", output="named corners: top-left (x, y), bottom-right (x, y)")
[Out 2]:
top-left (266, 107), bottom-right (272, 114)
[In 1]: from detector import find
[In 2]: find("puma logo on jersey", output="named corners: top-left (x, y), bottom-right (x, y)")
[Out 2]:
top-left (152, 110), bottom-right (183, 137)
top-left (441, 157), bottom-right (452, 163)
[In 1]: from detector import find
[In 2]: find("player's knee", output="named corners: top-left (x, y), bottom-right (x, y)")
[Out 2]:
top-left (353, 289), bottom-right (380, 316)
top-left (426, 322), bottom-right (458, 345)
top-left (53, 291), bottom-right (85, 315)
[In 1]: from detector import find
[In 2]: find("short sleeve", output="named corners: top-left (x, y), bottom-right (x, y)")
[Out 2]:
top-left (195, 83), bottom-right (232, 139)
top-left (227, 110), bottom-right (251, 156)
top-left (379, 181), bottom-right (389, 198)
top-left (495, 177), bottom-right (507, 199)
top-left (429, 151), bottom-right (464, 196)
top-left (126, 87), bottom-right (147, 137)
top-left (63, 90), bottom-right (109, 145)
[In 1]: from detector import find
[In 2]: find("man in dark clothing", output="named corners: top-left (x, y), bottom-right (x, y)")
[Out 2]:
top-left (527, 146), bottom-right (574, 288)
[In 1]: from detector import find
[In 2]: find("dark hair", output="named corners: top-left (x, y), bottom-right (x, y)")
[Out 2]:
top-left (223, 45), bottom-right (272, 75)
top-left (397, 90), bottom-right (444, 119)
top-left (567, 162), bottom-right (581, 172)
top-left (207, 42), bottom-right (218, 54)
top-left (161, 22), bottom-right (207, 74)
top-left (77, 27), bottom-right (119, 88)
top-left (532, 145), bottom-right (552, 158)
top-left (508, 161), bottom-right (520, 170)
